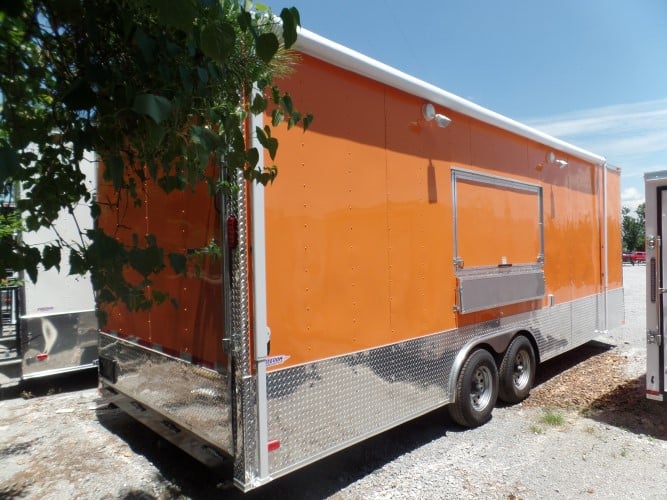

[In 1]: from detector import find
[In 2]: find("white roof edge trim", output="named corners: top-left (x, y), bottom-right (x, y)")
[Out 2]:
top-left (294, 27), bottom-right (607, 167)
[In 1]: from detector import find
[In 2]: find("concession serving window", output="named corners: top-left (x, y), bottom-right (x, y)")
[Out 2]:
top-left (451, 168), bottom-right (545, 314)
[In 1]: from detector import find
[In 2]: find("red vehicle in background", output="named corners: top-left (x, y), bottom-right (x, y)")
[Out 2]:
top-left (632, 251), bottom-right (646, 263)
top-left (623, 251), bottom-right (645, 265)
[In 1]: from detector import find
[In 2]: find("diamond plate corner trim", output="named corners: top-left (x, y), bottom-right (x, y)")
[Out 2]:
top-left (265, 291), bottom-right (617, 477)
top-left (230, 168), bottom-right (260, 489)
top-left (99, 332), bottom-right (233, 454)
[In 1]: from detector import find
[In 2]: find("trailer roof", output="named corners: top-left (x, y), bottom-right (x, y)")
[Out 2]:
top-left (295, 28), bottom-right (607, 167)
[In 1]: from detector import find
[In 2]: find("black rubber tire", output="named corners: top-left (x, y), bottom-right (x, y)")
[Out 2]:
top-left (448, 349), bottom-right (499, 428)
top-left (498, 335), bottom-right (536, 404)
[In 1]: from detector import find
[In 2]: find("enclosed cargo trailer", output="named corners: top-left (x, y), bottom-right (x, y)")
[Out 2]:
top-left (98, 28), bottom-right (623, 490)
top-left (644, 171), bottom-right (666, 401)
top-left (0, 155), bottom-right (97, 387)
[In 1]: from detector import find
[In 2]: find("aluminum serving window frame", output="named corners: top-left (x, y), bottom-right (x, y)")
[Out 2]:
top-left (451, 167), bottom-right (544, 272)
top-left (451, 167), bottom-right (546, 314)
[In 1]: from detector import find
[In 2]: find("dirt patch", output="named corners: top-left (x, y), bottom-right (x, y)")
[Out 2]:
top-left (524, 346), bottom-right (635, 410)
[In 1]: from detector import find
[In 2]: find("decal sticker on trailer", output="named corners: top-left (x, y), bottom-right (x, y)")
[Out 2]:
top-left (266, 355), bottom-right (290, 368)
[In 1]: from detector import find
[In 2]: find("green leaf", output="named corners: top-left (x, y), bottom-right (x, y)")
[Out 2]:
top-left (103, 155), bottom-right (125, 190)
top-left (42, 245), bottom-right (61, 271)
top-left (129, 244), bottom-right (163, 278)
top-left (168, 252), bottom-right (187, 275)
top-left (152, 290), bottom-right (168, 304)
top-left (255, 126), bottom-right (279, 160)
top-left (237, 10), bottom-right (252, 31)
top-left (272, 108), bottom-right (284, 127)
top-left (287, 111), bottom-right (300, 130)
top-left (303, 114), bottom-right (314, 131)
top-left (256, 33), bottom-right (279, 63)
top-left (133, 94), bottom-right (172, 125)
top-left (24, 246), bottom-right (40, 283)
top-left (158, 174), bottom-right (186, 193)
top-left (133, 28), bottom-right (157, 64)
top-left (200, 21), bottom-right (236, 63)
top-left (246, 147), bottom-right (259, 168)
top-left (69, 251), bottom-right (88, 276)
top-left (280, 93), bottom-right (294, 114)
top-left (61, 78), bottom-right (97, 111)
top-left (280, 7), bottom-right (300, 49)
top-left (0, 146), bottom-right (20, 182)
top-left (190, 125), bottom-right (221, 151)
top-left (148, 0), bottom-right (197, 32)
top-left (250, 93), bottom-right (267, 115)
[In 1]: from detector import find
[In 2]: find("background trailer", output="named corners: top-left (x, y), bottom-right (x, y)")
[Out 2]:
top-left (98, 28), bottom-right (623, 491)
top-left (0, 155), bottom-right (98, 388)
top-left (644, 171), bottom-right (666, 401)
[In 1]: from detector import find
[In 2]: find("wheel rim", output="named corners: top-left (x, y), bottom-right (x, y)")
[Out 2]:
top-left (470, 365), bottom-right (493, 411)
top-left (512, 349), bottom-right (531, 391)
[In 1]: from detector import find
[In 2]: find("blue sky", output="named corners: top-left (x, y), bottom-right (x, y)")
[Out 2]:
top-left (264, 1), bottom-right (667, 211)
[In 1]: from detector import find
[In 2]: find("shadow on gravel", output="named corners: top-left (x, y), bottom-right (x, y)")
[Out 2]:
top-left (0, 368), bottom-right (98, 401)
top-left (0, 483), bottom-right (27, 500)
top-left (585, 375), bottom-right (667, 441)
top-left (93, 340), bottom-right (630, 498)
top-left (96, 401), bottom-right (455, 499)
top-left (96, 407), bottom-right (227, 499)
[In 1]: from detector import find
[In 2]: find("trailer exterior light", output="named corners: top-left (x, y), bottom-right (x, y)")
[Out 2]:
top-left (435, 113), bottom-right (452, 128)
top-left (422, 103), bottom-right (436, 121)
top-left (267, 439), bottom-right (280, 452)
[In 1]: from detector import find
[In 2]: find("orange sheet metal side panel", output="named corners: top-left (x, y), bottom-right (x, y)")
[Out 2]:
top-left (542, 156), bottom-right (602, 303)
top-left (97, 170), bottom-right (225, 368)
top-left (382, 88), bottom-right (454, 340)
top-left (606, 168), bottom-right (623, 289)
top-left (264, 56), bottom-right (392, 365)
top-left (264, 54), bottom-right (606, 368)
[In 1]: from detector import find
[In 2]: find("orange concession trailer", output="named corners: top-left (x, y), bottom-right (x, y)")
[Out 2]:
top-left (98, 28), bottom-right (623, 491)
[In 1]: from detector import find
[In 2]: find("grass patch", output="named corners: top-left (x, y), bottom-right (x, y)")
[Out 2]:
top-left (529, 424), bottom-right (545, 434)
top-left (539, 409), bottom-right (565, 426)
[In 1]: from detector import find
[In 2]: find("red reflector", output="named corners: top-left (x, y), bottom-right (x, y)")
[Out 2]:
top-left (227, 216), bottom-right (238, 249)
top-left (647, 389), bottom-right (661, 396)
top-left (36, 353), bottom-right (48, 361)
top-left (267, 440), bottom-right (280, 452)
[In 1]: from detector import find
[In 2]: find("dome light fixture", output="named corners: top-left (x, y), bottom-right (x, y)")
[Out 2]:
top-left (422, 103), bottom-right (436, 121)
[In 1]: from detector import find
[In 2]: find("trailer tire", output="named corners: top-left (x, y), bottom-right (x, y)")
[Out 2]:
top-left (448, 349), bottom-right (498, 428)
top-left (498, 335), bottom-right (535, 404)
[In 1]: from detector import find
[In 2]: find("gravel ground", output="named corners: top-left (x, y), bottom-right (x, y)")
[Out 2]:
top-left (1, 265), bottom-right (666, 499)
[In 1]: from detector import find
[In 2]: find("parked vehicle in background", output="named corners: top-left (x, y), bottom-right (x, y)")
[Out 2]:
top-left (632, 251), bottom-right (646, 263)
top-left (623, 251), bottom-right (645, 265)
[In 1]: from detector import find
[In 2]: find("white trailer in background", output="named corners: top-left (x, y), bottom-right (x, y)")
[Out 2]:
top-left (644, 171), bottom-right (667, 400)
top-left (0, 155), bottom-right (98, 388)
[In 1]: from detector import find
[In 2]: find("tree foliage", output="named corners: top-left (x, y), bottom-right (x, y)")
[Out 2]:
top-left (622, 203), bottom-right (645, 252)
top-left (0, 0), bottom-right (311, 313)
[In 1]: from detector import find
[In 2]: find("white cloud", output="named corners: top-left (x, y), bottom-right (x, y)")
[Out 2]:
top-left (526, 99), bottom-right (667, 139)
top-left (523, 99), bottom-right (667, 160)
top-left (523, 99), bottom-right (667, 203)
top-left (621, 187), bottom-right (644, 211)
